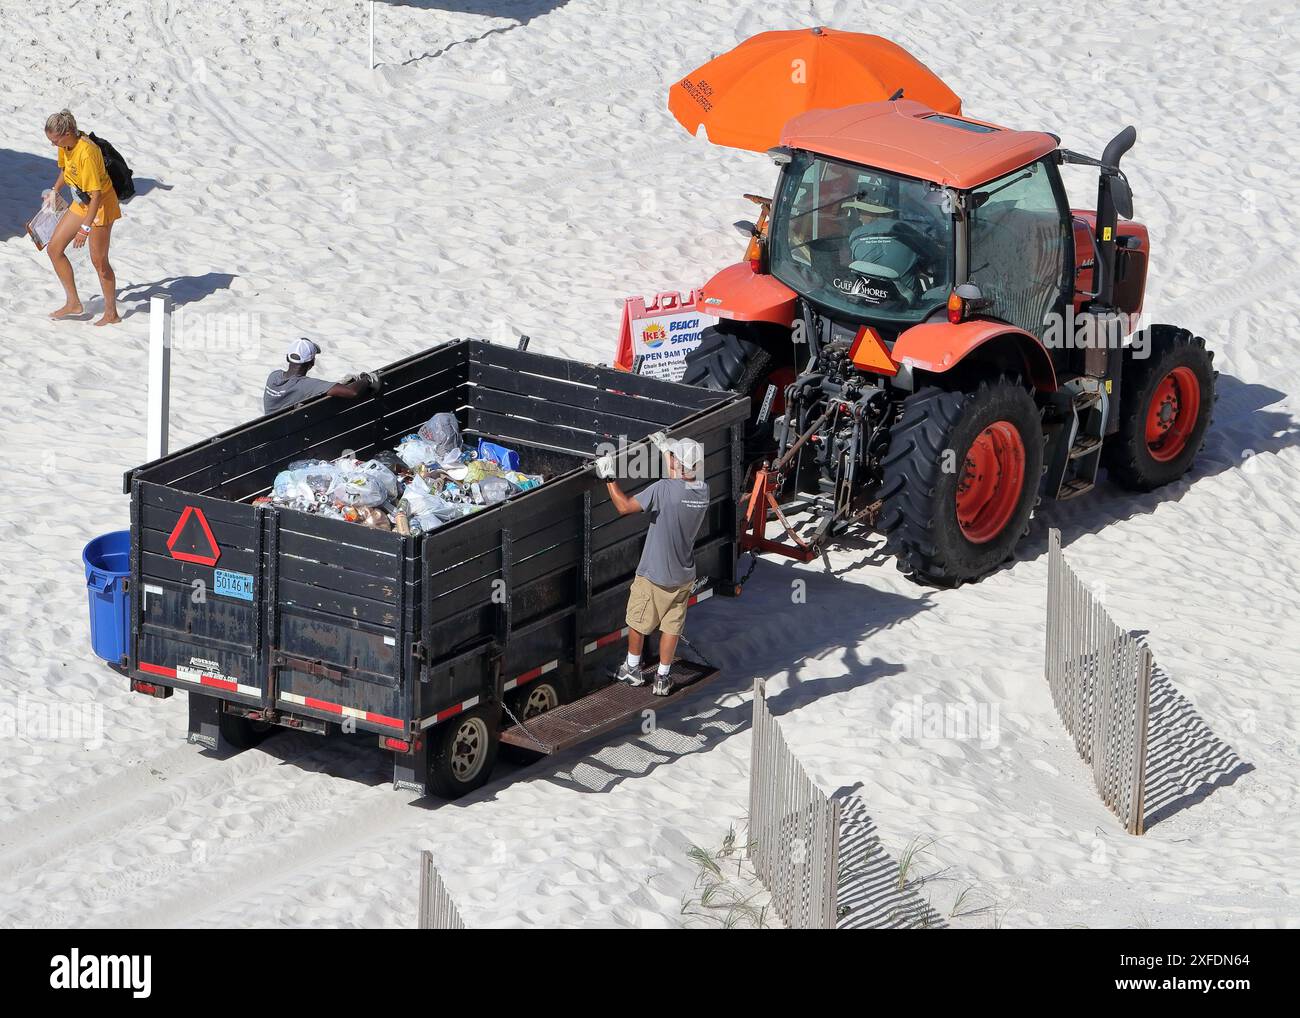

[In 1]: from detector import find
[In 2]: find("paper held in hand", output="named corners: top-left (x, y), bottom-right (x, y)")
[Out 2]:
top-left (27, 192), bottom-right (69, 251)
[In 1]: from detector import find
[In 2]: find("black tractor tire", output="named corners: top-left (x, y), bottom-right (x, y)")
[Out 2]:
top-left (681, 322), bottom-right (791, 460)
top-left (879, 378), bottom-right (1044, 587)
top-left (680, 323), bottom-right (774, 395)
top-left (427, 705), bottom-right (500, 799)
top-left (1102, 326), bottom-right (1216, 491)
top-left (218, 711), bottom-right (276, 750)
top-left (500, 677), bottom-right (567, 764)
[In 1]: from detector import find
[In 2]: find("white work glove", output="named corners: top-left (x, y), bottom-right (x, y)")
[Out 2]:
top-left (647, 431), bottom-right (669, 451)
top-left (594, 452), bottom-right (617, 479)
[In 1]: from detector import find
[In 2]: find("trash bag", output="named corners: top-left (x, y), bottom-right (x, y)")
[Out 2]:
top-left (273, 460), bottom-right (336, 502)
top-left (282, 459), bottom-right (338, 495)
top-left (473, 476), bottom-right (514, 505)
top-left (330, 468), bottom-right (388, 508)
top-left (361, 458), bottom-right (400, 499)
top-left (416, 412), bottom-right (464, 465)
top-left (371, 449), bottom-right (407, 477)
top-left (395, 436), bottom-right (442, 469)
top-left (399, 475), bottom-right (466, 530)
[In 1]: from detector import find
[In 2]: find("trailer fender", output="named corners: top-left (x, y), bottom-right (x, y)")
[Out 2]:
top-left (892, 319), bottom-right (1058, 392)
top-left (698, 262), bottom-right (798, 326)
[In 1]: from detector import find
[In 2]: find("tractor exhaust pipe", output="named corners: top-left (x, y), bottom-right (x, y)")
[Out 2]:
top-left (1093, 125), bottom-right (1137, 309)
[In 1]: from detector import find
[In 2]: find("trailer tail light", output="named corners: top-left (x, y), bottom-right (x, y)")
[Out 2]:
top-left (947, 289), bottom-right (965, 324)
top-left (383, 736), bottom-right (416, 754)
top-left (133, 680), bottom-right (157, 696)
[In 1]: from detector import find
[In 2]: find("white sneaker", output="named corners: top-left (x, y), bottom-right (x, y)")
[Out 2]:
top-left (652, 672), bottom-right (673, 697)
top-left (616, 662), bottom-right (646, 686)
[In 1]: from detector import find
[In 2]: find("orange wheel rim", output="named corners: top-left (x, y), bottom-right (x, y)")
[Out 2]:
top-left (1145, 366), bottom-right (1200, 462)
top-left (956, 421), bottom-right (1026, 544)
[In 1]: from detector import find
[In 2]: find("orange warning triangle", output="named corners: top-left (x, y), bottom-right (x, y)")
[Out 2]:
top-left (848, 325), bottom-right (897, 375)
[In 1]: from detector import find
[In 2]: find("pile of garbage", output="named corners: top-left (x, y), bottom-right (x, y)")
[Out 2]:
top-left (257, 413), bottom-right (543, 534)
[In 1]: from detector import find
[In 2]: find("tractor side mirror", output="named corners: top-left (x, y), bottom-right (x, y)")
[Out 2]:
top-left (954, 282), bottom-right (989, 309)
top-left (734, 220), bottom-right (758, 237)
top-left (1110, 175), bottom-right (1134, 220)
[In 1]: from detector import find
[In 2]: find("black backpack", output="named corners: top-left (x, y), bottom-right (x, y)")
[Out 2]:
top-left (88, 132), bottom-right (136, 203)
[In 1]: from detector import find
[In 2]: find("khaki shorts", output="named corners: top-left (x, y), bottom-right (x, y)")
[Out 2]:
top-left (626, 575), bottom-right (694, 637)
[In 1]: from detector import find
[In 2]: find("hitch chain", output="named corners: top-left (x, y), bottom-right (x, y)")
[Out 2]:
top-left (500, 697), bottom-right (548, 751)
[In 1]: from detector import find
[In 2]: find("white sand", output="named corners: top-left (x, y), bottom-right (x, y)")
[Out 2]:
top-left (0, 0), bottom-right (1297, 928)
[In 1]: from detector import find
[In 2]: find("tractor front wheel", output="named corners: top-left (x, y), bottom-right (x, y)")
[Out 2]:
top-left (880, 379), bottom-right (1044, 586)
top-left (1103, 326), bottom-right (1215, 491)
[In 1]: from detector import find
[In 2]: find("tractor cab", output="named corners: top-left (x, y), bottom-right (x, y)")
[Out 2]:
top-left (683, 98), bottom-right (1215, 587)
top-left (768, 151), bottom-right (956, 329)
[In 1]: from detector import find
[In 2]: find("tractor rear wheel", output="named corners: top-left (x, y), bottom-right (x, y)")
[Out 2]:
top-left (1103, 326), bottom-right (1215, 491)
top-left (879, 379), bottom-right (1043, 586)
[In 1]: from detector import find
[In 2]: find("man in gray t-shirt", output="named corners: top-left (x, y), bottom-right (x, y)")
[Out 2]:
top-left (597, 436), bottom-right (709, 696)
top-left (263, 338), bottom-right (376, 415)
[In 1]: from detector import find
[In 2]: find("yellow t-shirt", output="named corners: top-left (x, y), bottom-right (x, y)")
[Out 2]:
top-left (58, 136), bottom-right (122, 227)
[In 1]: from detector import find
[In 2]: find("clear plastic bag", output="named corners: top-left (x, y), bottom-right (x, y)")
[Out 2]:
top-left (329, 468), bottom-right (388, 508)
top-left (416, 412), bottom-right (464, 465)
top-left (395, 436), bottom-right (443, 469)
top-left (473, 476), bottom-right (514, 505)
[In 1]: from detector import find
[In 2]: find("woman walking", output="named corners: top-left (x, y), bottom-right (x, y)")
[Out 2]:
top-left (44, 110), bottom-right (121, 325)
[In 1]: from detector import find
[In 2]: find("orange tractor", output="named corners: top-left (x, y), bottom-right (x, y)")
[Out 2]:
top-left (682, 99), bottom-right (1215, 585)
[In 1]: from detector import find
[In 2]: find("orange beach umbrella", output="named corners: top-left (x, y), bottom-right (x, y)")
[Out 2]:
top-left (669, 27), bottom-right (961, 153)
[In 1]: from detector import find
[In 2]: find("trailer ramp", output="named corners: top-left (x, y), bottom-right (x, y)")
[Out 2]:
top-left (500, 661), bottom-right (721, 755)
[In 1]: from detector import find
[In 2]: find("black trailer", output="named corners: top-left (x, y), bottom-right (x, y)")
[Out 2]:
top-left (119, 339), bottom-right (748, 797)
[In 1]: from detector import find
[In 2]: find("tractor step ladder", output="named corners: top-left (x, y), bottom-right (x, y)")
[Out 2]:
top-left (1051, 383), bottom-right (1108, 500)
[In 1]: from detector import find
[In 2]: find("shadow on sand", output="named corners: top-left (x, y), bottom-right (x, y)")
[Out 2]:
top-left (0, 147), bottom-right (58, 243)
top-left (835, 798), bottom-right (951, 928)
top-left (377, 0), bottom-right (571, 65)
top-left (1030, 373), bottom-right (1297, 556)
top-left (0, 145), bottom-right (174, 244)
top-left (117, 272), bottom-right (238, 318)
top-left (1141, 665), bottom-right (1252, 830)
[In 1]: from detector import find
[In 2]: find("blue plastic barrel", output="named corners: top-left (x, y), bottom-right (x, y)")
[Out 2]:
top-left (83, 530), bottom-right (132, 663)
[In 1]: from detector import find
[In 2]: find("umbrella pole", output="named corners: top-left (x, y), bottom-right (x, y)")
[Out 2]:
top-left (369, 1), bottom-right (375, 69)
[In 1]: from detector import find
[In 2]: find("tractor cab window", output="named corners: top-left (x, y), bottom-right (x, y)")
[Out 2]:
top-left (967, 160), bottom-right (1068, 337)
top-left (770, 151), bottom-right (954, 325)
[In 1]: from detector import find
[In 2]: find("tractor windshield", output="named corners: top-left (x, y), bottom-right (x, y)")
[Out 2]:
top-left (769, 151), bottom-right (954, 325)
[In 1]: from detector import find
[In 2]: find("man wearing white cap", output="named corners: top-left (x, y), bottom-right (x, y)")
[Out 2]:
top-left (596, 434), bottom-right (709, 696)
top-left (263, 338), bottom-right (377, 415)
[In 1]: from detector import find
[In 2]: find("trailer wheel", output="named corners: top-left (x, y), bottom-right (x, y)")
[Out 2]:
top-left (500, 679), bottom-right (564, 764)
top-left (427, 705), bottom-right (500, 799)
top-left (1103, 326), bottom-right (1216, 491)
top-left (514, 680), bottom-right (562, 720)
top-left (879, 378), bottom-right (1043, 587)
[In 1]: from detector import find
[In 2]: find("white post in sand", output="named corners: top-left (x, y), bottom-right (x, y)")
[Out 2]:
top-left (369, 1), bottom-right (375, 69)
top-left (148, 296), bottom-right (172, 461)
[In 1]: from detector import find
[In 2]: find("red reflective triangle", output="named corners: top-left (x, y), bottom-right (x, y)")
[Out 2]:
top-left (167, 506), bottom-right (222, 566)
top-left (847, 325), bottom-right (898, 376)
